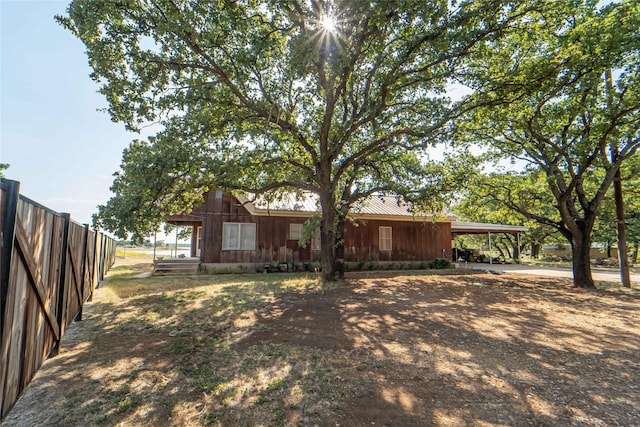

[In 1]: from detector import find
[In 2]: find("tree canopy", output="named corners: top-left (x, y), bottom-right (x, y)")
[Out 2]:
top-left (460, 0), bottom-right (640, 287)
top-left (60, 0), bottom-right (545, 280)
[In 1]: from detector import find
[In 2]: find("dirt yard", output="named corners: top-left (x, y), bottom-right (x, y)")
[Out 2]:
top-left (2, 257), bottom-right (639, 426)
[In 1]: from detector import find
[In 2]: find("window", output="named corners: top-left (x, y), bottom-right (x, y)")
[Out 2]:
top-left (222, 222), bottom-right (256, 250)
top-left (291, 223), bottom-right (320, 250)
top-left (289, 223), bottom-right (303, 240)
top-left (379, 226), bottom-right (392, 251)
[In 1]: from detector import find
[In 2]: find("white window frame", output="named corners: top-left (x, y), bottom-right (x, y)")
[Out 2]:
top-left (289, 223), bottom-right (303, 240)
top-left (222, 222), bottom-right (256, 250)
top-left (196, 226), bottom-right (202, 257)
top-left (379, 226), bottom-right (392, 252)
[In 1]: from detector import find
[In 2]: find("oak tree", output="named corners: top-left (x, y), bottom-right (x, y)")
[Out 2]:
top-left (60, 0), bottom-right (543, 280)
top-left (460, 0), bottom-right (640, 287)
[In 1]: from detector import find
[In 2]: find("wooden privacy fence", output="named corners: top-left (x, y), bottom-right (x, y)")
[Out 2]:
top-left (0, 179), bottom-right (116, 420)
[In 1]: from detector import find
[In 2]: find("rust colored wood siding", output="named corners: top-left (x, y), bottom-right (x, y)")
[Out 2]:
top-left (188, 192), bottom-right (313, 263)
top-left (195, 192), bottom-right (451, 263)
top-left (344, 219), bottom-right (452, 261)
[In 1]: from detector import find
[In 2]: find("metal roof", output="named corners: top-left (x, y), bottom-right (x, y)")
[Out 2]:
top-left (451, 221), bottom-right (528, 234)
top-left (238, 193), bottom-right (457, 221)
top-left (249, 193), bottom-right (318, 213)
top-left (170, 193), bottom-right (527, 232)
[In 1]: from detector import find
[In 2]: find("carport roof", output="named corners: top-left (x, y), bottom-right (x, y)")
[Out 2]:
top-left (451, 221), bottom-right (528, 234)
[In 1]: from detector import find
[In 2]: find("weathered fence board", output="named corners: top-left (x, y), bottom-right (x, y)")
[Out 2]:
top-left (0, 180), bottom-right (20, 415)
top-left (0, 179), bottom-right (115, 420)
top-left (64, 221), bottom-right (87, 327)
top-left (85, 229), bottom-right (96, 302)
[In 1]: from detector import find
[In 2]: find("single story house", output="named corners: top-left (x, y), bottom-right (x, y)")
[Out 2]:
top-left (168, 190), bottom-right (528, 270)
top-left (168, 190), bottom-right (459, 268)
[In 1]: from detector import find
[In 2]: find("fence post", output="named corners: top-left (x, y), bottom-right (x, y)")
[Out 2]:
top-left (88, 230), bottom-right (99, 301)
top-left (50, 213), bottom-right (71, 357)
top-left (97, 233), bottom-right (106, 285)
top-left (95, 234), bottom-right (101, 289)
top-left (0, 180), bottom-right (20, 350)
top-left (0, 179), bottom-right (19, 415)
top-left (101, 234), bottom-right (107, 280)
top-left (74, 224), bottom-right (90, 322)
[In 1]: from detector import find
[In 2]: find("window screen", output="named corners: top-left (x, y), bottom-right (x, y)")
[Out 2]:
top-left (379, 226), bottom-right (392, 251)
top-left (222, 223), bottom-right (256, 250)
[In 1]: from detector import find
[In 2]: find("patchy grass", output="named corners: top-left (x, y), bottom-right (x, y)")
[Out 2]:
top-left (115, 247), bottom-right (154, 257)
top-left (105, 255), bottom-right (154, 279)
top-left (87, 269), bottom-right (337, 426)
top-left (3, 265), bottom-right (639, 427)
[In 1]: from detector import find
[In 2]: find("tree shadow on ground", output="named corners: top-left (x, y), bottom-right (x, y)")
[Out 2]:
top-left (2, 272), bottom-right (639, 426)
top-left (237, 273), bottom-right (640, 426)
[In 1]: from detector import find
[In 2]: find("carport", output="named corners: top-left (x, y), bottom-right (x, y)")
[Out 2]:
top-left (451, 221), bottom-right (529, 264)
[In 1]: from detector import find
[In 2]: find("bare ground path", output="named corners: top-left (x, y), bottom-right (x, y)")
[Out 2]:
top-left (2, 257), bottom-right (639, 426)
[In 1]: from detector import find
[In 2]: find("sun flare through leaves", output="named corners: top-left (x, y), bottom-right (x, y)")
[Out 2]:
top-left (320, 14), bottom-right (337, 33)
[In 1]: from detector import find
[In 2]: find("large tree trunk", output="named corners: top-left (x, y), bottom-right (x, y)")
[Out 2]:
top-left (613, 169), bottom-right (631, 287)
top-left (531, 243), bottom-right (540, 259)
top-left (570, 233), bottom-right (595, 288)
top-left (334, 214), bottom-right (346, 279)
top-left (513, 237), bottom-right (521, 262)
top-left (320, 210), bottom-right (336, 281)
top-left (319, 188), bottom-right (337, 282)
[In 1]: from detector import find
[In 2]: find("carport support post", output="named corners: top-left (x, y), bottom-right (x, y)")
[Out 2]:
top-left (489, 232), bottom-right (492, 265)
top-left (175, 226), bottom-right (178, 257)
top-left (516, 233), bottom-right (521, 262)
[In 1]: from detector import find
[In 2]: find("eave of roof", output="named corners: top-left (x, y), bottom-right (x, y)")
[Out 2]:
top-left (451, 221), bottom-right (529, 234)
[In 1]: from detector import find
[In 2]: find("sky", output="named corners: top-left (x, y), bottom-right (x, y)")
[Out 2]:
top-left (0, 0), bottom-right (166, 239)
